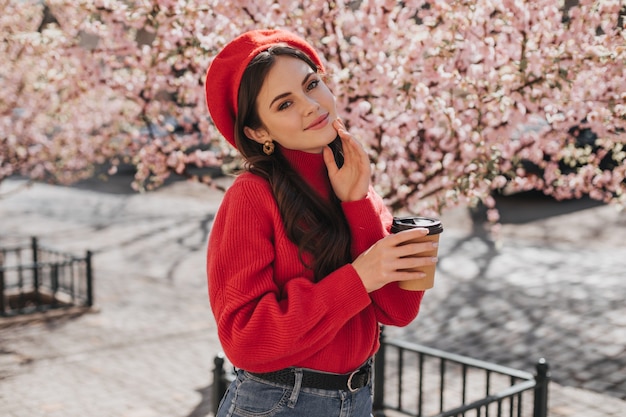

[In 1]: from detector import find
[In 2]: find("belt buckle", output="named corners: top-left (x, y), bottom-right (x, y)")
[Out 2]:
top-left (347, 369), bottom-right (360, 393)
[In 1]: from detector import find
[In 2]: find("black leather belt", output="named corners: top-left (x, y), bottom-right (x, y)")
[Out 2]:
top-left (249, 364), bottom-right (371, 392)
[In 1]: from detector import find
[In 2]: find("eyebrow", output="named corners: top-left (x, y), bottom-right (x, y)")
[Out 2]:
top-left (269, 71), bottom-right (316, 109)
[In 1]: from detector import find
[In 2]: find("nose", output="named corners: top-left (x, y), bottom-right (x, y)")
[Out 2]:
top-left (303, 95), bottom-right (320, 116)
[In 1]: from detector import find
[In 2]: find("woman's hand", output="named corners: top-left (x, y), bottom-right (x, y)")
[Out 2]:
top-left (323, 118), bottom-right (371, 202)
top-left (352, 228), bottom-right (439, 293)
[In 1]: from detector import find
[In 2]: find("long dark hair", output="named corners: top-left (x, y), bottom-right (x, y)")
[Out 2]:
top-left (235, 45), bottom-right (351, 281)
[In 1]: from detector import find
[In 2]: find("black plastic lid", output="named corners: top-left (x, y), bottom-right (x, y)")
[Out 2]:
top-left (391, 216), bottom-right (443, 235)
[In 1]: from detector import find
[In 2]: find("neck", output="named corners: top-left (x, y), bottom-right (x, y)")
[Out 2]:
top-left (280, 146), bottom-right (332, 200)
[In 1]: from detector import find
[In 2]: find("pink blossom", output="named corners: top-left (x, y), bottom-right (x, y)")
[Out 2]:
top-left (2, 0), bottom-right (624, 213)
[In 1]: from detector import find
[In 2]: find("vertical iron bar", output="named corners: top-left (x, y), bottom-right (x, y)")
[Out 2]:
top-left (86, 250), bottom-right (93, 307)
top-left (509, 377), bottom-right (515, 417)
top-left (212, 353), bottom-right (227, 416)
top-left (31, 237), bottom-right (39, 292)
top-left (51, 264), bottom-right (59, 307)
top-left (17, 263), bottom-right (25, 312)
top-left (68, 259), bottom-right (75, 303)
top-left (418, 352), bottom-right (424, 417)
top-left (17, 247), bottom-right (23, 289)
top-left (373, 327), bottom-right (386, 414)
top-left (398, 347), bottom-right (404, 411)
top-left (0, 267), bottom-right (5, 315)
top-left (533, 359), bottom-right (550, 417)
top-left (462, 363), bottom-right (468, 415)
top-left (0, 247), bottom-right (6, 315)
top-left (439, 358), bottom-right (446, 412)
top-left (485, 370), bottom-right (492, 417)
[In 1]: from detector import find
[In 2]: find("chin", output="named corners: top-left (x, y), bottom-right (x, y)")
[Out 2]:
top-left (323, 126), bottom-right (339, 142)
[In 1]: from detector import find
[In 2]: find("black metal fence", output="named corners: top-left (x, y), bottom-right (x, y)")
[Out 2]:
top-left (0, 237), bottom-right (93, 316)
top-left (372, 335), bottom-right (549, 417)
top-left (211, 333), bottom-right (549, 417)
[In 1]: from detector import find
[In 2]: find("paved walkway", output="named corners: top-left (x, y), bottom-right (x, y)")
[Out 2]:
top-left (0, 176), bottom-right (625, 417)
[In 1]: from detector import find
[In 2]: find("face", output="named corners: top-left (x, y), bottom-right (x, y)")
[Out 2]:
top-left (244, 55), bottom-right (338, 154)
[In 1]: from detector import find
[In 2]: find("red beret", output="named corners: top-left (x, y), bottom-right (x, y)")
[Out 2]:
top-left (205, 29), bottom-right (325, 148)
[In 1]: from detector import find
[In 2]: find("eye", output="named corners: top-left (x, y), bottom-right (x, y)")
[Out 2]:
top-left (306, 79), bottom-right (320, 91)
top-left (278, 100), bottom-right (292, 111)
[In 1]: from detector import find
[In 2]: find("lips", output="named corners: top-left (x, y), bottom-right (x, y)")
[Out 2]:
top-left (305, 113), bottom-right (330, 130)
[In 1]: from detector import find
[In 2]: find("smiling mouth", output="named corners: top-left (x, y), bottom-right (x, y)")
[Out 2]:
top-left (305, 113), bottom-right (330, 130)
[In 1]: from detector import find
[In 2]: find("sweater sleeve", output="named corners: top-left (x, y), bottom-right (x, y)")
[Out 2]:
top-left (207, 175), bottom-right (372, 372)
top-left (342, 185), bottom-right (424, 327)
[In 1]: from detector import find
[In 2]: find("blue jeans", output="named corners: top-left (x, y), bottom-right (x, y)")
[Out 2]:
top-left (216, 368), bottom-right (374, 417)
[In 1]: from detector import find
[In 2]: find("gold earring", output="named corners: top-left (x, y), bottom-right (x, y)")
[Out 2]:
top-left (263, 140), bottom-right (275, 155)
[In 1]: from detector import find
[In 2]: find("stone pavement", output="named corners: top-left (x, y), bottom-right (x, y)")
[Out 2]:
top-left (0, 176), bottom-right (625, 417)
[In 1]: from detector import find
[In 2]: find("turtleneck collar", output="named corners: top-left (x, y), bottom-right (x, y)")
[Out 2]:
top-left (279, 145), bottom-right (332, 200)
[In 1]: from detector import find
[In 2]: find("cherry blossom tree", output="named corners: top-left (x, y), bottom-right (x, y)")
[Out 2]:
top-left (2, 0), bottom-right (625, 220)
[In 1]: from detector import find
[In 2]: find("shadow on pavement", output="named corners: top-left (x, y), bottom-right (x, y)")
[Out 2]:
top-left (471, 191), bottom-right (605, 225)
top-left (186, 384), bottom-right (213, 417)
top-left (73, 171), bottom-right (607, 227)
top-left (70, 165), bottom-right (223, 196)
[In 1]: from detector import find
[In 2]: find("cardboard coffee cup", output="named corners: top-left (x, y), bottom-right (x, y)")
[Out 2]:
top-left (391, 216), bottom-right (443, 290)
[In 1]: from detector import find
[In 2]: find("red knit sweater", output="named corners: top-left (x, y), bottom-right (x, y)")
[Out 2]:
top-left (207, 147), bottom-right (424, 373)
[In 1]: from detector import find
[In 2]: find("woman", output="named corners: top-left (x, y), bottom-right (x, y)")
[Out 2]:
top-left (205, 29), bottom-right (437, 417)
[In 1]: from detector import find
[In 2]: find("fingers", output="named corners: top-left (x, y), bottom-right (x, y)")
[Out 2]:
top-left (353, 232), bottom-right (439, 292)
top-left (393, 253), bottom-right (438, 272)
top-left (326, 117), bottom-right (371, 202)
top-left (386, 229), bottom-right (439, 280)
top-left (388, 228), bottom-right (438, 263)
top-left (322, 144), bottom-right (339, 174)
top-left (389, 227), bottom-right (430, 242)
top-left (333, 118), bottom-right (365, 157)
top-left (331, 118), bottom-right (370, 175)
top-left (333, 119), bottom-right (358, 151)
top-left (332, 118), bottom-right (346, 134)
top-left (396, 240), bottom-right (439, 258)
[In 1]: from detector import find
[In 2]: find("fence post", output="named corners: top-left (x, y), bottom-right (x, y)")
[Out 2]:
top-left (212, 353), bottom-right (227, 416)
top-left (533, 358), bottom-right (550, 417)
top-left (0, 268), bottom-right (5, 315)
top-left (373, 325), bottom-right (387, 416)
top-left (85, 250), bottom-right (94, 307)
top-left (31, 237), bottom-right (39, 292)
top-left (50, 263), bottom-right (59, 308)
